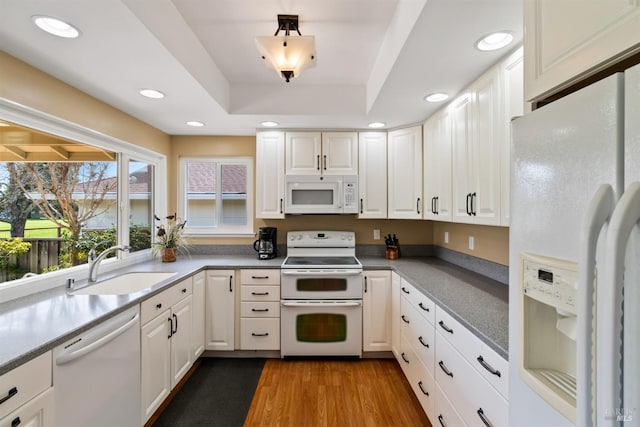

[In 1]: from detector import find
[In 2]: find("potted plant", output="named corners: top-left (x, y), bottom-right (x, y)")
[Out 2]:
top-left (152, 213), bottom-right (187, 262)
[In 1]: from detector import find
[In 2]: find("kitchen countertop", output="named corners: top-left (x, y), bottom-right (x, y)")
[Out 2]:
top-left (0, 255), bottom-right (508, 375)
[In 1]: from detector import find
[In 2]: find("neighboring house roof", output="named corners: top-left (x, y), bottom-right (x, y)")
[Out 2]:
top-left (187, 162), bottom-right (246, 194)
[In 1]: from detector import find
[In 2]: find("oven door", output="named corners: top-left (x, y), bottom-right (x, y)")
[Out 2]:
top-left (280, 300), bottom-right (362, 357)
top-left (281, 269), bottom-right (363, 299)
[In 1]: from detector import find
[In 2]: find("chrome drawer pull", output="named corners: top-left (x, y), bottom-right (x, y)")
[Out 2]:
top-left (251, 332), bottom-right (269, 337)
top-left (418, 302), bottom-right (430, 312)
top-left (401, 352), bottom-right (410, 364)
top-left (401, 315), bottom-right (410, 324)
top-left (418, 336), bottom-right (430, 348)
top-left (439, 360), bottom-right (453, 377)
top-left (477, 408), bottom-right (493, 427)
top-left (0, 387), bottom-right (18, 405)
top-left (477, 355), bottom-right (501, 377)
top-left (438, 320), bottom-right (453, 334)
top-left (417, 381), bottom-right (429, 396)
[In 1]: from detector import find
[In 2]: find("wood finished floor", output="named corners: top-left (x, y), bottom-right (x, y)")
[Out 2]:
top-left (244, 359), bottom-right (432, 427)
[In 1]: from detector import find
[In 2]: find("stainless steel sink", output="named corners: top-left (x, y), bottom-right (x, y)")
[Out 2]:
top-left (73, 272), bottom-right (177, 295)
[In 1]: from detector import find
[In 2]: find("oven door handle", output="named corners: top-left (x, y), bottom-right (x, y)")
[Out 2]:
top-left (281, 270), bottom-right (363, 276)
top-left (281, 301), bottom-right (362, 307)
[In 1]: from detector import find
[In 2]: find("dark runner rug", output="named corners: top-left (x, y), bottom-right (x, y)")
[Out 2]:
top-left (152, 358), bottom-right (266, 427)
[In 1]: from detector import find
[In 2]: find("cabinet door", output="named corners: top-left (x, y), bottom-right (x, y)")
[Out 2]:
top-left (141, 311), bottom-right (171, 423)
top-left (285, 131), bottom-right (322, 175)
top-left (524, 0), bottom-right (640, 102)
top-left (171, 295), bottom-right (193, 389)
top-left (256, 131), bottom-right (285, 218)
top-left (451, 91), bottom-right (475, 223)
top-left (388, 126), bottom-right (423, 219)
top-left (358, 132), bottom-right (387, 218)
top-left (192, 272), bottom-right (205, 359)
top-left (501, 47), bottom-right (524, 227)
top-left (0, 388), bottom-right (54, 427)
top-left (321, 131), bottom-right (358, 175)
top-left (471, 66), bottom-right (502, 226)
top-left (391, 272), bottom-right (401, 358)
top-left (362, 271), bottom-right (392, 351)
top-left (423, 107), bottom-right (452, 222)
top-left (205, 270), bottom-right (235, 351)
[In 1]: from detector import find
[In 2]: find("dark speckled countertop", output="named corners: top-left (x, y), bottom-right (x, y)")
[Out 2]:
top-left (0, 255), bottom-right (508, 375)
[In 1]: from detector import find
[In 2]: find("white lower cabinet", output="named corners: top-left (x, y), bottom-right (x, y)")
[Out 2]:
top-left (0, 352), bottom-right (53, 427)
top-left (239, 269), bottom-right (280, 350)
top-left (205, 270), bottom-right (235, 351)
top-left (435, 381), bottom-right (466, 427)
top-left (192, 272), bottom-right (206, 359)
top-left (362, 270), bottom-right (392, 351)
top-left (141, 279), bottom-right (193, 423)
top-left (391, 272), bottom-right (401, 358)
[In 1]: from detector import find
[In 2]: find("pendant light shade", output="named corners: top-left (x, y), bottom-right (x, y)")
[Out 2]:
top-left (255, 15), bottom-right (316, 82)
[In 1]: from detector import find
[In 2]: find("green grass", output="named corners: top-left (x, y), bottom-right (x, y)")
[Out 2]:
top-left (0, 219), bottom-right (65, 238)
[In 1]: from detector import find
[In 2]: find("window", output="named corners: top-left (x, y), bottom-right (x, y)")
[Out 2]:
top-left (179, 157), bottom-right (253, 236)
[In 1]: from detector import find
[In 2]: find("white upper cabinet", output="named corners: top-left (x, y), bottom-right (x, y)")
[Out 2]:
top-left (358, 132), bottom-right (387, 218)
top-left (285, 131), bottom-right (357, 175)
top-left (256, 131), bottom-right (285, 218)
top-left (322, 132), bottom-right (358, 175)
top-left (423, 106), bottom-right (452, 222)
top-left (450, 90), bottom-right (476, 223)
top-left (388, 126), bottom-right (423, 219)
top-left (524, 0), bottom-right (640, 102)
top-left (501, 47), bottom-right (525, 227)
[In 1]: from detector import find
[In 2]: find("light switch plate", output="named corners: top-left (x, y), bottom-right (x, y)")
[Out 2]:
top-left (444, 231), bottom-right (449, 244)
top-left (373, 229), bottom-right (380, 240)
top-left (469, 236), bottom-right (475, 250)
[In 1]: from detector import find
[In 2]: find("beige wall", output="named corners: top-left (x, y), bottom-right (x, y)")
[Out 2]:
top-left (432, 222), bottom-right (509, 265)
top-left (0, 52), bottom-right (170, 156)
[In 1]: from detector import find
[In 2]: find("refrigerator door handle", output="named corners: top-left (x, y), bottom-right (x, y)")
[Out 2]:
top-left (601, 181), bottom-right (640, 425)
top-left (577, 184), bottom-right (615, 427)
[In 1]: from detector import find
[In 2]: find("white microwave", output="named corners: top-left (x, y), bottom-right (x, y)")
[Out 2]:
top-left (284, 175), bottom-right (358, 214)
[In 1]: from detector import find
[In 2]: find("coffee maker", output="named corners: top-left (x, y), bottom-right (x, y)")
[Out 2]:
top-left (253, 227), bottom-right (277, 259)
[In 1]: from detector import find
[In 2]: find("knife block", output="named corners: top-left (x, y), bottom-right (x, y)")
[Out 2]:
top-left (385, 246), bottom-right (399, 260)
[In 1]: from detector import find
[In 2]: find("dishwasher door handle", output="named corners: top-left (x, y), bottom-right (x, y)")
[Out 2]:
top-left (56, 311), bottom-right (139, 366)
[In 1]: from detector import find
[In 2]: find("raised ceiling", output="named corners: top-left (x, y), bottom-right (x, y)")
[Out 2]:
top-left (0, 0), bottom-right (522, 136)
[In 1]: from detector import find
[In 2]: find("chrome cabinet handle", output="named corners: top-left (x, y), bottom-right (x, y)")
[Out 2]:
top-left (439, 320), bottom-right (453, 334)
top-left (439, 360), bottom-right (453, 377)
top-left (418, 381), bottom-right (429, 396)
top-left (477, 408), bottom-right (493, 427)
top-left (418, 336), bottom-right (429, 348)
top-left (401, 315), bottom-right (410, 324)
top-left (418, 302), bottom-right (430, 312)
top-left (0, 387), bottom-right (18, 405)
top-left (477, 355), bottom-right (501, 377)
top-left (401, 352), bottom-right (409, 364)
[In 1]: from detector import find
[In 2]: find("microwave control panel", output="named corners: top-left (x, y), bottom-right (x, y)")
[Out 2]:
top-left (343, 181), bottom-right (357, 213)
top-left (521, 252), bottom-right (578, 315)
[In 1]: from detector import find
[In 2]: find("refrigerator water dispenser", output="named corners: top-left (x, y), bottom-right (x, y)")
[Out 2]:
top-left (519, 252), bottom-right (578, 424)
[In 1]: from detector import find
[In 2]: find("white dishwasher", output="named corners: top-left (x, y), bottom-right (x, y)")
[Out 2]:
top-left (53, 305), bottom-right (141, 427)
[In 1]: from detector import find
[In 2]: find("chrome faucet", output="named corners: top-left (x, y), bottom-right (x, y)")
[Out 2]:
top-left (88, 245), bottom-right (131, 283)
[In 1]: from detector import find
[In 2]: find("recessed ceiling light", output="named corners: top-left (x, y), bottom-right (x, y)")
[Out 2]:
top-left (186, 121), bottom-right (205, 127)
top-left (32, 16), bottom-right (80, 38)
top-left (139, 89), bottom-right (165, 99)
top-left (424, 93), bottom-right (449, 103)
top-left (475, 31), bottom-right (514, 51)
top-left (261, 121), bottom-right (279, 127)
top-left (368, 122), bottom-right (385, 129)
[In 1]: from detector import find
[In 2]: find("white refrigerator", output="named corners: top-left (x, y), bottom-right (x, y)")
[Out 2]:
top-left (509, 63), bottom-right (640, 426)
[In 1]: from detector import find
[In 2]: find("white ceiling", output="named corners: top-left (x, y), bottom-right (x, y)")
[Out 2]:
top-left (0, 0), bottom-right (523, 136)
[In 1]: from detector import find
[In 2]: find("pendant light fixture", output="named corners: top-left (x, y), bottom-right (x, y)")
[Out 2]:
top-left (255, 15), bottom-right (316, 82)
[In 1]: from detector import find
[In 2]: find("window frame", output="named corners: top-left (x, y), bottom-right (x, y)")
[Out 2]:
top-left (178, 156), bottom-right (254, 237)
top-left (0, 98), bottom-right (166, 302)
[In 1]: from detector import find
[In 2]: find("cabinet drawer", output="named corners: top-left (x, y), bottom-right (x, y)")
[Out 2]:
top-left (400, 279), bottom-right (435, 325)
top-left (398, 336), bottom-right (435, 422)
top-left (141, 278), bottom-right (192, 325)
top-left (240, 318), bottom-right (280, 350)
top-left (240, 269), bottom-right (280, 285)
top-left (436, 332), bottom-right (508, 427)
top-left (240, 301), bottom-right (280, 318)
top-left (401, 297), bottom-right (435, 376)
top-left (435, 382), bottom-right (467, 427)
top-left (0, 352), bottom-right (51, 420)
top-left (241, 285), bottom-right (280, 301)
top-left (436, 307), bottom-right (508, 399)
top-left (0, 387), bottom-right (53, 427)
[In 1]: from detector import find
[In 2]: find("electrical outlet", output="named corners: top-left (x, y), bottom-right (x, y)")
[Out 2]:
top-left (444, 231), bottom-right (449, 244)
top-left (469, 236), bottom-right (475, 250)
top-left (373, 229), bottom-right (381, 240)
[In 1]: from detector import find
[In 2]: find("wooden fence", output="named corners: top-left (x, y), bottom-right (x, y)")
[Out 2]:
top-left (1, 238), bottom-right (61, 281)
